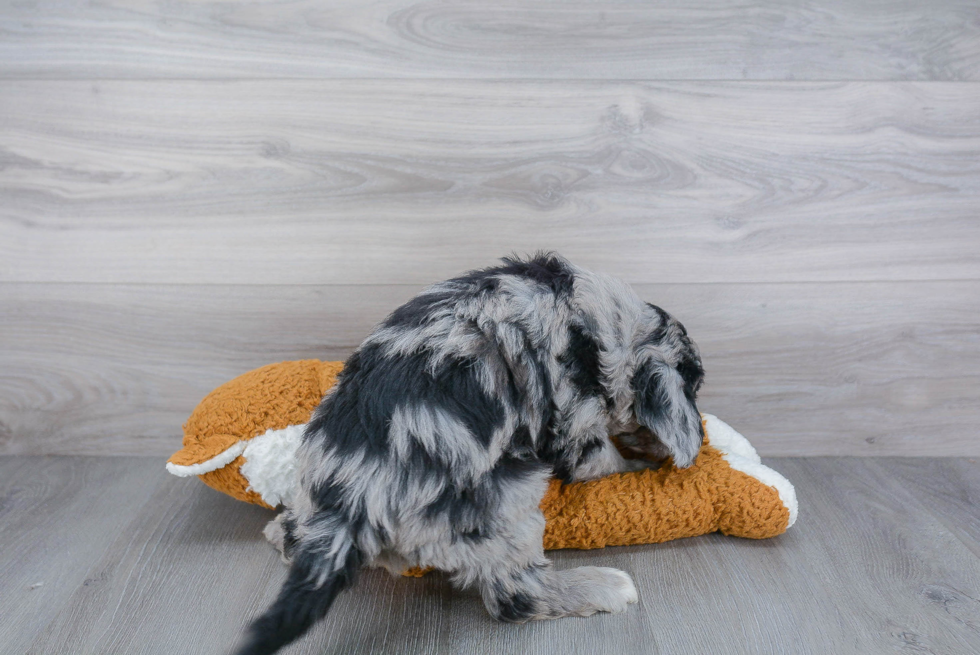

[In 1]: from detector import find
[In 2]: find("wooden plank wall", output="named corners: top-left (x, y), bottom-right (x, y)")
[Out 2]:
top-left (1, 1), bottom-right (978, 456)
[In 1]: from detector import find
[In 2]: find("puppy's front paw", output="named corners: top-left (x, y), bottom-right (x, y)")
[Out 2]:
top-left (559, 566), bottom-right (639, 616)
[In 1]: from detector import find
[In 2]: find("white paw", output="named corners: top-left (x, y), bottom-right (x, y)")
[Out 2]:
top-left (599, 567), bottom-right (639, 609)
top-left (567, 566), bottom-right (638, 615)
top-left (553, 566), bottom-right (640, 617)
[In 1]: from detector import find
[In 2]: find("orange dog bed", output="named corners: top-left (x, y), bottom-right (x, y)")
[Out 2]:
top-left (168, 360), bottom-right (797, 558)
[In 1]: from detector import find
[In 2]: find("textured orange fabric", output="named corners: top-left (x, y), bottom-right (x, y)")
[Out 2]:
top-left (201, 454), bottom-right (270, 508)
top-left (170, 360), bottom-right (790, 564)
top-left (172, 360), bottom-right (343, 505)
top-left (540, 435), bottom-right (789, 549)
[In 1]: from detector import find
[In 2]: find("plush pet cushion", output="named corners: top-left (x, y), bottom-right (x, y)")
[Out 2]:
top-left (168, 360), bottom-right (797, 554)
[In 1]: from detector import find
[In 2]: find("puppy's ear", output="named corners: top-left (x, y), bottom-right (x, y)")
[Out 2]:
top-left (631, 358), bottom-right (704, 468)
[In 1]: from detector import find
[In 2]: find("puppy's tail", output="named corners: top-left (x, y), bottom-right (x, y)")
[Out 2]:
top-left (234, 526), bottom-right (362, 655)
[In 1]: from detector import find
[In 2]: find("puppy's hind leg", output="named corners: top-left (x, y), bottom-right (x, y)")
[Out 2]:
top-left (482, 560), bottom-right (639, 622)
top-left (461, 511), bottom-right (638, 622)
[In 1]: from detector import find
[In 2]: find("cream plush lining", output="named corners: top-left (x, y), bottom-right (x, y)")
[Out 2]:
top-left (240, 424), bottom-right (306, 507)
top-left (165, 441), bottom-right (247, 478)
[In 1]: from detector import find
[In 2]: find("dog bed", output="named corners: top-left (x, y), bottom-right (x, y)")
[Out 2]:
top-left (167, 360), bottom-right (797, 559)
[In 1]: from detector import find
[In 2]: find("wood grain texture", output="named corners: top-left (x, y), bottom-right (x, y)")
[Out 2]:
top-left (23, 459), bottom-right (283, 655)
top-left (4, 456), bottom-right (979, 654)
top-left (876, 458), bottom-right (980, 561)
top-left (2, 280), bottom-right (977, 457)
top-left (0, 457), bottom-right (166, 655)
top-left (2, 80), bottom-right (979, 285)
top-left (1, 0), bottom-right (979, 80)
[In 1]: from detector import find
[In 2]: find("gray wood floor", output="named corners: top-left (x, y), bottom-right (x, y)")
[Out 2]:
top-left (1, 455), bottom-right (978, 655)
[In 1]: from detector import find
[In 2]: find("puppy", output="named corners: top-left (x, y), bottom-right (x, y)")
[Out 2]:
top-left (235, 253), bottom-right (705, 655)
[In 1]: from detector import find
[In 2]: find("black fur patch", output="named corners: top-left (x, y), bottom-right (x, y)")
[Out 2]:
top-left (494, 453), bottom-right (549, 482)
top-left (445, 252), bottom-right (573, 302)
top-left (496, 591), bottom-right (537, 622)
top-left (305, 347), bottom-right (388, 459)
top-left (431, 356), bottom-right (506, 448)
top-left (423, 454), bottom-right (546, 528)
top-left (420, 482), bottom-right (463, 521)
top-left (448, 267), bottom-right (502, 296)
top-left (459, 527), bottom-right (491, 543)
top-left (496, 252), bottom-right (575, 297)
top-left (422, 482), bottom-right (494, 538)
top-left (676, 355), bottom-right (705, 403)
top-left (280, 516), bottom-right (298, 559)
top-left (559, 323), bottom-right (605, 398)
top-left (381, 288), bottom-right (456, 329)
top-left (309, 344), bottom-right (506, 460)
top-left (536, 422), bottom-right (573, 482)
top-left (510, 425), bottom-right (536, 459)
top-left (631, 359), bottom-right (671, 428)
top-left (576, 437), bottom-right (605, 468)
top-left (308, 478), bottom-right (350, 514)
top-left (644, 302), bottom-right (671, 345)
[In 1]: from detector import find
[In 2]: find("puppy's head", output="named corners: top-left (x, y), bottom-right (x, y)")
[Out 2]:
top-left (629, 304), bottom-right (705, 468)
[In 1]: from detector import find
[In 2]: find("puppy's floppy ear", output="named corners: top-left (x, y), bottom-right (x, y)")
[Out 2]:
top-left (631, 357), bottom-right (704, 468)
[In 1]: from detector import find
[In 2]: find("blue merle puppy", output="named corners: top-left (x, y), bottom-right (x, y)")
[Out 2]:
top-left (235, 253), bottom-right (705, 655)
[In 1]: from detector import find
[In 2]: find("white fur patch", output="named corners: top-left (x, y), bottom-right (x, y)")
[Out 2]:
top-left (165, 441), bottom-right (247, 477)
top-left (240, 424), bottom-right (307, 507)
top-left (702, 414), bottom-right (798, 528)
